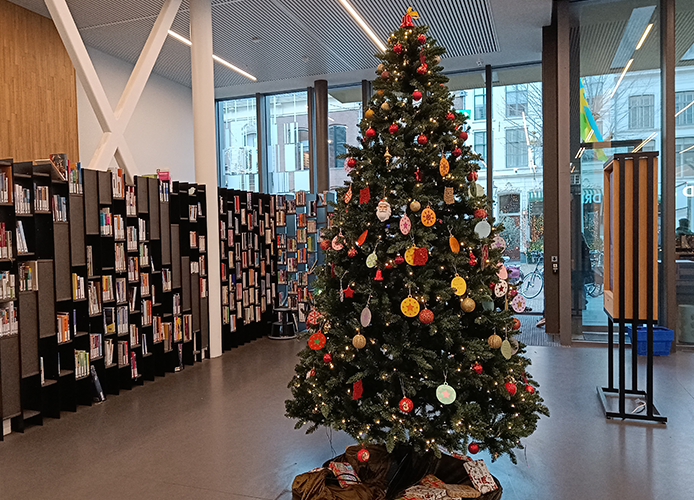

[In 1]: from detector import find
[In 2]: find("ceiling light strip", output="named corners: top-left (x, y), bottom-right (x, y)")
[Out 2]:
top-left (167, 30), bottom-right (256, 81)
top-left (610, 58), bottom-right (634, 100)
top-left (337, 0), bottom-right (387, 52)
top-left (635, 23), bottom-right (653, 50)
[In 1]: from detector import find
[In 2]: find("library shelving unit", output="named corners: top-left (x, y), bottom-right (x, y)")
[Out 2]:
top-left (217, 189), bottom-right (275, 350)
top-left (0, 159), bottom-right (212, 440)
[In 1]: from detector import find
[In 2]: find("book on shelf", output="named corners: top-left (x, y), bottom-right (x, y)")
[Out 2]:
top-left (163, 322), bottom-right (172, 351)
top-left (18, 260), bottom-right (38, 292)
top-left (141, 331), bottom-right (148, 354)
top-left (138, 218), bottom-right (146, 240)
top-left (199, 235), bottom-right (206, 252)
top-left (15, 220), bottom-right (29, 254)
top-left (173, 292), bottom-right (181, 315)
top-left (200, 277), bottom-right (207, 298)
top-left (158, 179), bottom-right (170, 202)
top-left (0, 168), bottom-right (11, 203)
top-left (49, 153), bottom-right (68, 181)
top-left (72, 273), bottom-right (85, 300)
top-left (0, 222), bottom-right (13, 259)
top-left (103, 307), bottom-right (116, 334)
top-left (57, 312), bottom-right (70, 343)
top-left (0, 270), bottom-right (16, 300)
top-left (128, 256), bottom-right (139, 282)
top-left (175, 343), bottom-right (183, 372)
top-left (110, 167), bottom-right (124, 198)
top-left (127, 226), bottom-right (138, 250)
top-left (117, 305), bottom-right (128, 335)
top-left (190, 261), bottom-right (199, 274)
top-left (74, 349), bottom-right (89, 379)
top-left (105, 338), bottom-right (115, 366)
top-left (129, 324), bottom-right (138, 346)
top-left (34, 183), bottom-right (49, 212)
top-left (115, 277), bottom-right (126, 303)
top-left (91, 365), bottom-right (106, 402)
top-left (115, 243), bottom-right (126, 272)
top-left (52, 194), bottom-right (68, 221)
top-left (153, 315), bottom-right (162, 342)
top-left (40, 357), bottom-right (45, 385)
top-left (88, 280), bottom-right (102, 316)
top-left (296, 190), bottom-right (307, 206)
top-left (189, 204), bottom-right (198, 221)
top-left (190, 231), bottom-right (197, 248)
top-left (14, 184), bottom-right (31, 214)
top-left (68, 161), bottom-right (83, 194)
top-left (100, 207), bottom-right (113, 236)
top-left (0, 303), bottom-right (18, 338)
top-left (90, 333), bottom-right (102, 358)
top-left (102, 275), bottom-right (114, 302)
top-left (118, 340), bottom-right (129, 367)
top-left (125, 185), bottom-right (136, 215)
top-left (139, 242), bottom-right (149, 264)
top-left (140, 272), bottom-right (150, 296)
top-left (174, 315), bottom-right (182, 341)
top-left (162, 268), bottom-right (172, 292)
top-left (128, 285), bottom-right (138, 312)
top-left (86, 246), bottom-right (93, 277)
top-left (114, 214), bottom-right (125, 240)
top-left (141, 299), bottom-right (152, 326)
top-left (183, 313), bottom-right (192, 341)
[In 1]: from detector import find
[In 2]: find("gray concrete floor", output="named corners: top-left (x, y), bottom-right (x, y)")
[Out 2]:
top-left (0, 338), bottom-right (693, 500)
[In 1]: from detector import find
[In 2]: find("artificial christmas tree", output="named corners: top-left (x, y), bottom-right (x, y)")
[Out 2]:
top-left (286, 9), bottom-right (549, 469)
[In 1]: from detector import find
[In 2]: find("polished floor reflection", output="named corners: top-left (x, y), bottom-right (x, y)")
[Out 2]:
top-left (0, 338), bottom-right (692, 500)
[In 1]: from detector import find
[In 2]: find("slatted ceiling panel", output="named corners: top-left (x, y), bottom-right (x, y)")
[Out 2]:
top-left (351, 0), bottom-right (500, 57)
top-left (80, 17), bottom-right (156, 72)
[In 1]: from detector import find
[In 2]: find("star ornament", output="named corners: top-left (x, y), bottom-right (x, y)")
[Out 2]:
top-left (436, 383), bottom-right (457, 404)
top-left (343, 286), bottom-right (355, 298)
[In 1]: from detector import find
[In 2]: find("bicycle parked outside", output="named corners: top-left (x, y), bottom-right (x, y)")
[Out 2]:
top-left (519, 254), bottom-right (544, 299)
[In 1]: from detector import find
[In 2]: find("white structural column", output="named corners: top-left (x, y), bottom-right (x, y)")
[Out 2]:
top-left (190, 0), bottom-right (222, 358)
top-left (45, 0), bottom-right (182, 178)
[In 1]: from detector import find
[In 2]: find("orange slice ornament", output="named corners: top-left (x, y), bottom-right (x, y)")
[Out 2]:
top-left (439, 156), bottom-right (450, 176)
top-left (404, 246), bottom-right (417, 265)
top-left (421, 206), bottom-right (436, 227)
top-left (449, 234), bottom-right (460, 253)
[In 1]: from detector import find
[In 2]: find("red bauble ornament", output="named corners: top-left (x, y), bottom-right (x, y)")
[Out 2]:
top-left (417, 34), bottom-right (426, 44)
top-left (365, 128), bottom-right (376, 138)
top-left (474, 209), bottom-right (487, 219)
top-left (381, 70), bottom-right (390, 79)
top-left (417, 63), bottom-right (428, 75)
top-left (468, 443), bottom-right (480, 454)
top-left (509, 289), bottom-right (518, 297)
top-left (348, 247), bottom-right (357, 257)
top-left (347, 157), bottom-right (357, 169)
top-left (472, 362), bottom-right (483, 375)
top-left (467, 171), bottom-right (478, 181)
top-left (399, 397), bottom-right (414, 413)
top-left (446, 112), bottom-right (455, 120)
top-left (512, 317), bottom-right (521, 330)
top-left (489, 282), bottom-right (496, 289)
top-left (452, 147), bottom-right (462, 157)
top-left (460, 130), bottom-right (469, 141)
top-left (357, 448), bottom-right (370, 462)
top-left (393, 42), bottom-right (403, 54)
top-left (374, 269), bottom-right (383, 281)
top-left (505, 382), bottom-right (518, 396)
top-left (394, 255), bottom-right (404, 265)
top-left (320, 239), bottom-right (331, 250)
top-left (384, 261), bottom-right (393, 269)
top-left (388, 123), bottom-right (399, 134)
top-left (419, 308), bottom-right (434, 324)
top-left (323, 353), bottom-right (332, 363)
top-left (525, 385), bottom-right (535, 394)
top-left (413, 247), bottom-right (429, 265)
top-left (417, 134), bottom-right (428, 145)
top-left (308, 332), bottom-right (326, 350)
top-left (412, 90), bottom-right (422, 101)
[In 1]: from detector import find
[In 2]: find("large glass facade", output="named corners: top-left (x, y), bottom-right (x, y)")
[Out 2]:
top-left (570, 0), bottom-right (661, 341)
top-left (266, 91), bottom-right (311, 194)
top-left (217, 97), bottom-right (259, 191)
top-left (491, 67), bottom-right (544, 314)
top-left (328, 86), bottom-right (362, 190)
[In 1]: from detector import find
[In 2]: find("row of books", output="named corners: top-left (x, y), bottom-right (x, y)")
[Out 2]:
top-left (68, 162), bottom-right (83, 194)
top-left (139, 243), bottom-right (149, 265)
top-left (159, 181), bottom-right (170, 202)
top-left (88, 281), bottom-right (101, 316)
top-left (162, 268), bottom-right (172, 292)
top-left (16, 220), bottom-right (29, 254)
top-left (127, 227), bottom-right (138, 251)
top-left (34, 184), bottom-right (49, 212)
top-left (0, 223), bottom-right (13, 259)
top-left (72, 273), bottom-right (86, 300)
top-left (140, 272), bottom-right (150, 296)
top-left (115, 243), bottom-right (127, 272)
top-left (0, 169), bottom-right (11, 203)
top-left (18, 261), bottom-right (36, 292)
top-left (74, 349), bottom-right (90, 378)
top-left (138, 218), bottom-right (147, 241)
top-left (52, 195), bottom-right (67, 222)
top-left (57, 312), bottom-right (73, 343)
top-left (102, 275), bottom-right (114, 302)
top-left (110, 167), bottom-right (124, 199)
top-left (189, 204), bottom-right (198, 221)
top-left (0, 270), bottom-right (16, 300)
top-left (89, 333), bottom-right (102, 358)
top-left (126, 186), bottom-right (137, 216)
top-left (0, 304), bottom-right (18, 338)
top-left (14, 184), bottom-right (31, 214)
top-left (141, 299), bottom-right (152, 326)
top-left (128, 256), bottom-right (139, 282)
top-left (115, 278), bottom-right (126, 304)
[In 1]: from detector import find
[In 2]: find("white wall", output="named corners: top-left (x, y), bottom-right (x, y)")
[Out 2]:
top-left (77, 46), bottom-right (196, 182)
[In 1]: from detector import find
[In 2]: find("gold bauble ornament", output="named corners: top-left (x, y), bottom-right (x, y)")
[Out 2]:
top-left (381, 101), bottom-right (390, 111)
top-left (433, 55), bottom-right (441, 65)
top-left (352, 334), bottom-right (367, 349)
top-left (488, 334), bottom-right (503, 349)
top-left (461, 297), bottom-right (476, 312)
top-left (410, 200), bottom-right (421, 212)
top-left (401, 296), bottom-right (420, 317)
top-left (365, 108), bottom-right (375, 120)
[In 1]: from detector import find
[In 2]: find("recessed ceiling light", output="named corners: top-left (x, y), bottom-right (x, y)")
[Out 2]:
top-left (168, 30), bottom-right (256, 81)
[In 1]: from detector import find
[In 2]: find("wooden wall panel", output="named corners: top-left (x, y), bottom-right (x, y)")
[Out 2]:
top-left (0, 0), bottom-right (79, 162)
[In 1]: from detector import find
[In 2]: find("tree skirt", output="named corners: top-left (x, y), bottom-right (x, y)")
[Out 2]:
top-left (292, 444), bottom-right (502, 500)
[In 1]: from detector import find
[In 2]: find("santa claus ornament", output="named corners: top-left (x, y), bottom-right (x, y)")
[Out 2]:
top-left (376, 199), bottom-right (392, 222)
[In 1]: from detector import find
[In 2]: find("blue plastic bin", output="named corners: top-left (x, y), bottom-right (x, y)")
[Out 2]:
top-left (625, 325), bottom-right (674, 356)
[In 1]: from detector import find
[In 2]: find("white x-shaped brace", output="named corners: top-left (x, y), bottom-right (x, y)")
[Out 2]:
top-left (45, 0), bottom-right (183, 180)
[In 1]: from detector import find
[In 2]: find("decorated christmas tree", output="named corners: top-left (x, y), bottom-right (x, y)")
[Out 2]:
top-left (286, 8), bottom-right (548, 464)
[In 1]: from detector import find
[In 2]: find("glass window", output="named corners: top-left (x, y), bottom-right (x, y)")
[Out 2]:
top-left (474, 90), bottom-right (486, 121)
top-left (506, 84), bottom-right (528, 117)
top-left (506, 128), bottom-right (528, 168)
top-left (266, 91), bottom-right (311, 194)
top-left (676, 137), bottom-right (694, 177)
top-left (675, 91), bottom-right (694, 126)
top-left (328, 86), bottom-right (362, 190)
top-left (474, 131), bottom-right (487, 163)
top-left (217, 97), bottom-right (258, 191)
top-left (628, 94), bottom-right (655, 129)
